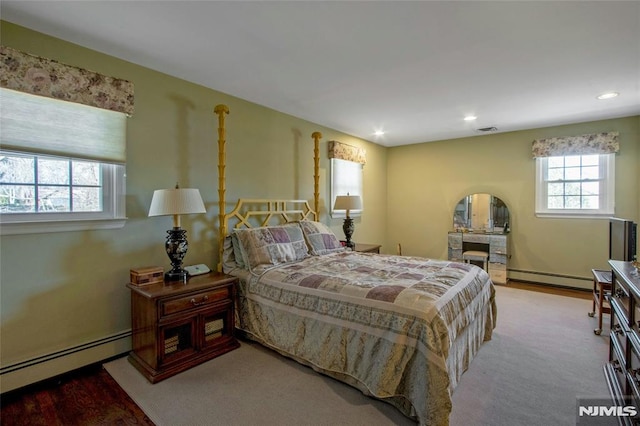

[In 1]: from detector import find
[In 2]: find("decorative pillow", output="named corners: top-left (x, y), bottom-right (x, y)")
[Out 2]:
top-left (235, 224), bottom-right (309, 270)
top-left (299, 220), bottom-right (346, 255)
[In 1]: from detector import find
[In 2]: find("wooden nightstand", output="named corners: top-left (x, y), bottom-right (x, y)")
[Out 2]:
top-left (127, 272), bottom-right (240, 383)
top-left (354, 243), bottom-right (381, 254)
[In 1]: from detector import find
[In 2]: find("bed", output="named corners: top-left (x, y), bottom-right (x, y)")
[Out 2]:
top-left (212, 106), bottom-right (496, 426)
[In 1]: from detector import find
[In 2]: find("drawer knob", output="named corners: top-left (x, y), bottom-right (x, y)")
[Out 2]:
top-left (190, 295), bottom-right (209, 306)
top-left (613, 359), bottom-right (623, 373)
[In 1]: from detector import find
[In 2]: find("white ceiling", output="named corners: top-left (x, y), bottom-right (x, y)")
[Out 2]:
top-left (2, 1), bottom-right (639, 147)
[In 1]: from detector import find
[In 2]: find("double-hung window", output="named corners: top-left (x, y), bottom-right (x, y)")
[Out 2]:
top-left (533, 132), bottom-right (618, 218)
top-left (328, 141), bottom-right (366, 218)
top-left (0, 46), bottom-right (133, 235)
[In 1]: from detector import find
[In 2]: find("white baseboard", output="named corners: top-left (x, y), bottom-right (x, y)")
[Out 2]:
top-left (0, 330), bottom-right (131, 393)
top-left (508, 269), bottom-right (592, 290)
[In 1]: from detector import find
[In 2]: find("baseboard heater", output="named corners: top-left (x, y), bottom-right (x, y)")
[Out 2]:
top-left (508, 268), bottom-right (592, 290)
top-left (0, 330), bottom-right (131, 393)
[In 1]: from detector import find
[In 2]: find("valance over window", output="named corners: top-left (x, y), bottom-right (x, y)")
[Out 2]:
top-left (531, 132), bottom-right (619, 158)
top-left (328, 140), bottom-right (366, 165)
top-left (0, 45), bottom-right (134, 115)
top-left (0, 45), bottom-right (133, 164)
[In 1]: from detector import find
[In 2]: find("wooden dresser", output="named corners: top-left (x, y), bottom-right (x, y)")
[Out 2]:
top-left (604, 260), bottom-right (640, 424)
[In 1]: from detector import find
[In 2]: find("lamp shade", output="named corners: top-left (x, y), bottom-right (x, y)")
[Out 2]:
top-left (148, 188), bottom-right (206, 217)
top-left (333, 195), bottom-right (362, 211)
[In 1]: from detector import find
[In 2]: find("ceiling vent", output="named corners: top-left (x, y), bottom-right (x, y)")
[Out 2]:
top-left (477, 127), bottom-right (498, 132)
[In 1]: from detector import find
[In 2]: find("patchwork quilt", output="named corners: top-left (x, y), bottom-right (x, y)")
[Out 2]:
top-left (233, 251), bottom-right (496, 426)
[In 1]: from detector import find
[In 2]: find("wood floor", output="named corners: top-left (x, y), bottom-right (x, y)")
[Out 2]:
top-left (0, 362), bottom-right (153, 426)
top-left (0, 281), bottom-right (591, 425)
top-left (507, 280), bottom-right (591, 300)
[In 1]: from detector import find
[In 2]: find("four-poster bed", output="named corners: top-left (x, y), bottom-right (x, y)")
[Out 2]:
top-left (212, 105), bottom-right (496, 426)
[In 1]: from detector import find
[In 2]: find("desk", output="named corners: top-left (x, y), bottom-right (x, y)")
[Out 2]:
top-left (589, 268), bottom-right (611, 335)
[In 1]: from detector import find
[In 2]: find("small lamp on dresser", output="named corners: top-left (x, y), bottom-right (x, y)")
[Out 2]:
top-left (148, 183), bottom-right (206, 282)
top-left (333, 193), bottom-right (362, 249)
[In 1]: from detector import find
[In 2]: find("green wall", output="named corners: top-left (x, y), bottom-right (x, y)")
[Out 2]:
top-left (1, 20), bottom-right (638, 391)
top-left (0, 22), bottom-right (386, 391)
top-left (386, 117), bottom-right (639, 286)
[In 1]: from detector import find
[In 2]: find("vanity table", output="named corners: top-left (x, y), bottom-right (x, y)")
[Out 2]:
top-left (448, 231), bottom-right (509, 284)
top-left (448, 193), bottom-right (510, 284)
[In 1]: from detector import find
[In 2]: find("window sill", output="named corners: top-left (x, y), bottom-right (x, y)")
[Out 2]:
top-left (535, 212), bottom-right (613, 220)
top-left (0, 218), bottom-right (127, 235)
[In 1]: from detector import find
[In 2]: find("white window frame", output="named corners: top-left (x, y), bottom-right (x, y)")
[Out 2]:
top-left (535, 153), bottom-right (615, 218)
top-left (0, 153), bottom-right (126, 235)
top-left (330, 158), bottom-right (363, 219)
top-left (0, 88), bottom-right (127, 235)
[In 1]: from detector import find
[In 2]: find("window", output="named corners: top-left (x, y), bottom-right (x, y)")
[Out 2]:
top-left (330, 158), bottom-right (363, 218)
top-left (0, 88), bottom-right (127, 235)
top-left (0, 151), bottom-right (124, 213)
top-left (535, 153), bottom-right (615, 218)
top-left (328, 140), bottom-right (366, 219)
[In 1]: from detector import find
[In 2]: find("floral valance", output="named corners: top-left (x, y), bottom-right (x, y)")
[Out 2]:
top-left (532, 131), bottom-right (619, 158)
top-left (0, 45), bottom-right (134, 115)
top-left (328, 140), bottom-right (366, 165)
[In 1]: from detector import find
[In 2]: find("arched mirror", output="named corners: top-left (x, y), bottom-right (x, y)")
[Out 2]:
top-left (453, 193), bottom-right (509, 233)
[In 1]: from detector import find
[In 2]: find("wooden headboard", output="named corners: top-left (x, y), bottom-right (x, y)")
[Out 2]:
top-left (214, 105), bottom-right (322, 272)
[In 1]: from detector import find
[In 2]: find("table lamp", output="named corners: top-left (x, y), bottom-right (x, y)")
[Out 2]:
top-left (148, 183), bottom-right (206, 282)
top-left (333, 194), bottom-right (362, 249)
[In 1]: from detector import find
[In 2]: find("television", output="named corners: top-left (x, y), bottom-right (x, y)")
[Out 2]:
top-left (609, 218), bottom-right (638, 262)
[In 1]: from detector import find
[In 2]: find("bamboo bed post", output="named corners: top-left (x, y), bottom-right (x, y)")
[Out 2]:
top-left (311, 131), bottom-right (322, 221)
top-left (215, 104), bottom-right (229, 273)
top-left (214, 109), bottom-right (321, 272)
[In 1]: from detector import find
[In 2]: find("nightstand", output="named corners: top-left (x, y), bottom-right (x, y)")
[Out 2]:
top-left (127, 272), bottom-right (240, 383)
top-left (354, 243), bottom-right (381, 254)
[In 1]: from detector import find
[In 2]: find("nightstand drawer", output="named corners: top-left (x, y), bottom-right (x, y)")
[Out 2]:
top-left (161, 287), bottom-right (230, 316)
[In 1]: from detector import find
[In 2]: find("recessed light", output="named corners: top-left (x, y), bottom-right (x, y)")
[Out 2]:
top-left (597, 92), bottom-right (619, 100)
top-left (464, 115), bottom-right (477, 121)
top-left (374, 130), bottom-right (385, 136)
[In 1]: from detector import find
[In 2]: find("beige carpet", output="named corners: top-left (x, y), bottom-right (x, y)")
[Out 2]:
top-left (105, 286), bottom-right (610, 426)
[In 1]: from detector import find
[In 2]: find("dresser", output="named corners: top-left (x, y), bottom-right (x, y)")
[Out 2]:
top-left (604, 260), bottom-right (640, 423)
top-left (448, 232), bottom-right (509, 284)
top-left (127, 272), bottom-right (240, 383)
